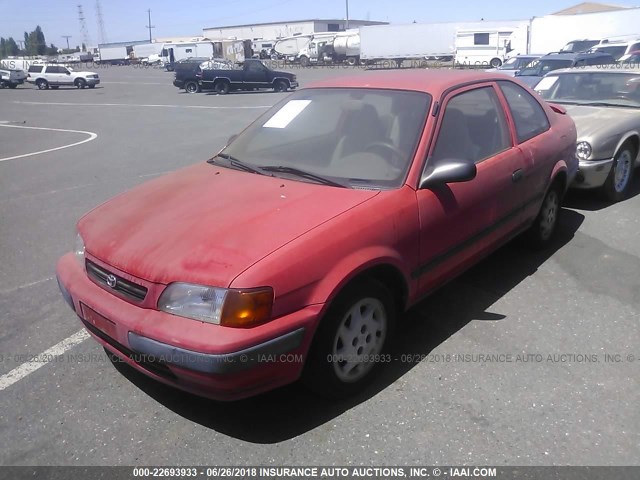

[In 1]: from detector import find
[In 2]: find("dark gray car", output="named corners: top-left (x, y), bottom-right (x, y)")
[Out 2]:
top-left (535, 66), bottom-right (640, 201)
top-left (516, 52), bottom-right (616, 87)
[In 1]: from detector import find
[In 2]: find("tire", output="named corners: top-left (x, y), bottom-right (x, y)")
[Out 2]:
top-left (524, 181), bottom-right (562, 249)
top-left (214, 80), bottom-right (230, 95)
top-left (490, 57), bottom-right (503, 68)
top-left (75, 78), bottom-right (86, 89)
top-left (273, 79), bottom-right (288, 92)
top-left (88, 84), bottom-right (96, 89)
top-left (184, 80), bottom-right (201, 94)
top-left (601, 142), bottom-right (636, 202)
top-left (8, 83), bottom-right (18, 89)
top-left (302, 279), bottom-right (396, 398)
top-left (299, 55), bottom-right (310, 67)
top-left (36, 79), bottom-right (49, 90)
top-left (346, 57), bottom-right (357, 66)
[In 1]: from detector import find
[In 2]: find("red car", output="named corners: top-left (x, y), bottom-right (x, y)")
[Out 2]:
top-left (56, 71), bottom-right (577, 400)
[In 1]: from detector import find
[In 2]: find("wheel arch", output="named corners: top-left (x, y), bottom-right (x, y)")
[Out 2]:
top-left (615, 132), bottom-right (640, 164)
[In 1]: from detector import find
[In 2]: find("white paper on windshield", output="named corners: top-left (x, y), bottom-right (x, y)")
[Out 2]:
top-left (535, 76), bottom-right (559, 91)
top-left (263, 100), bottom-right (312, 129)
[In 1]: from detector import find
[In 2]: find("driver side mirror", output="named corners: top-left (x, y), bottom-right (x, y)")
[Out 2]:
top-left (419, 159), bottom-right (477, 190)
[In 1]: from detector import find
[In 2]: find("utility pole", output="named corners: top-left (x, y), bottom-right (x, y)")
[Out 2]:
top-left (62, 35), bottom-right (72, 51)
top-left (146, 9), bottom-right (155, 43)
top-left (345, 0), bottom-right (350, 29)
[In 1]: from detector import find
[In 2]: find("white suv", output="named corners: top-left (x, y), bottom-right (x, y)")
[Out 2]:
top-left (26, 64), bottom-right (100, 90)
top-left (594, 39), bottom-right (640, 60)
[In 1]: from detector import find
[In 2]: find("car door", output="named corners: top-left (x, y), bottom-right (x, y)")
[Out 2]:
top-left (59, 66), bottom-right (74, 85)
top-left (45, 66), bottom-right (62, 85)
top-left (244, 61), bottom-right (269, 87)
top-left (497, 81), bottom-right (554, 222)
top-left (414, 83), bottom-right (527, 294)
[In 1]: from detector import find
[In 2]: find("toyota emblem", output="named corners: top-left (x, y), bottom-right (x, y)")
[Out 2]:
top-left (106, 274), bottom-right (117, 288)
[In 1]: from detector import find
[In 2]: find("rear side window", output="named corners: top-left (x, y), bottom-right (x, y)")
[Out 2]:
top-left (499, 82), bottom-right (550, 143)
top-left (28, 65), bottom-right (43, 73)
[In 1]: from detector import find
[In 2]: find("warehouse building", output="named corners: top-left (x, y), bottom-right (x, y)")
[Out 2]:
top-left (203, 19), bottom-right (386, 41)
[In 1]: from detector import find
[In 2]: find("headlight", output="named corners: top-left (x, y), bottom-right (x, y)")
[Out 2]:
top-left (74, 233), bottom-right (85, 265)
top-left (158, 283), bottom-right (273, 328)
top-left (576, 141), bottom-right (592, 160)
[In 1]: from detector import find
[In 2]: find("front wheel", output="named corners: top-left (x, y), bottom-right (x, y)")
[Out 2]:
top-left (273, 79), bottom-right (288, 92)
top-left (302, 279), bottom-right (395, 398)
top-left (36, 79), bottom-right (49, 90)
top-left (601, 142), bottom-right (636, 202)
top-left (524, 182), bottom-right (562, 249)
top-left (490, 57), bottom-right (502, 68)
top-left (75, 78), bottom-right (86, 89)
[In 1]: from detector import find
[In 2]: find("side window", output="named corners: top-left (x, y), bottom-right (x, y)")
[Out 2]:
top-left (499, 81), bottom-right (550, 143)
top-left (46, 66), bottom-right (58, 73)
top-left (28, 65), bottom-right (43, 73)
top-left (431, 86), bottom-right (511, 164)
top-left (474, 33), bottom-right (490, 45)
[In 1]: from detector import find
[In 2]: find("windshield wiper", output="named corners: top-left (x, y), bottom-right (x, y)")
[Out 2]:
top-left (209, 153), bottom-right (264, 175)
top-left (260, 165), bottom-right (346, 188)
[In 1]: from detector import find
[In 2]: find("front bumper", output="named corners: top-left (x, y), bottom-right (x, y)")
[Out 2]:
top-left (86, 78), bottom-right (100, 85)
top-left (56, 253), bottom-right (320, 400)
top-left (571, 158), bottom-right (614, 189)
top-left (290, 81), bottom-right (299, 88)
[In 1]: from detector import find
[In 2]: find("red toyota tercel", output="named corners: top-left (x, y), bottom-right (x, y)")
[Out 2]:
top-left (56, 71), bottom-right (577, 400)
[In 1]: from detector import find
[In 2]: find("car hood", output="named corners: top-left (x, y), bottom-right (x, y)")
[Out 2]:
top-left (563, 104), bottom-right (640, 139)
top-left (79, 162), bottom-right (378, 287)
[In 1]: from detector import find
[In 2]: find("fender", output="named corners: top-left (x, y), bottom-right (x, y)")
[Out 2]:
top-left (613, 131), bottom-right (640, 166)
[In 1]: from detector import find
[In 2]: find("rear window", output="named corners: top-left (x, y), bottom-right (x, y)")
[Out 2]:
top-left (28, 65), bottom-right (43, 73)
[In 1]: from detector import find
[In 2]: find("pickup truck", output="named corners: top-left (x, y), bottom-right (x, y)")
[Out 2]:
top-left (173, 59), bottom-right (297, 94)
top-left (0, 68), bottom-right (27, 89)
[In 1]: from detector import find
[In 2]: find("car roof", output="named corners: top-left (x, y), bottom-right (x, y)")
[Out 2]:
top-left (540, 65), bottom-right (640, 75)
top-left (541, 51), bottom-right (613, 60)
top-left (308, 69), bottom-right (520, 95)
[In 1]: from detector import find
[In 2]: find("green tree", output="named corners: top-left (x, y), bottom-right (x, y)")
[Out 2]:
top-left (34, 26), bottom-right (46, 55)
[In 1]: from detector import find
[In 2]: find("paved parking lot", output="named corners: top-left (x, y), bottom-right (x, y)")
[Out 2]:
top-left (0, 64), bottom-right (638, 466)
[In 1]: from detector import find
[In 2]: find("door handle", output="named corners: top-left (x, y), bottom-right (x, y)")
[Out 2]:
top-left (512, 169), bottom-right (524, 183)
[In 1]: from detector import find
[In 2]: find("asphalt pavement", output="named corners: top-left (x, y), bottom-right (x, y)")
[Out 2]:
top-left (0, 64), bottom-right (638, 467)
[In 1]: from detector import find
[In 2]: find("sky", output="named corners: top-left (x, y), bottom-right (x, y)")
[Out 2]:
top-left (1, 0), bottom-right (640, 47)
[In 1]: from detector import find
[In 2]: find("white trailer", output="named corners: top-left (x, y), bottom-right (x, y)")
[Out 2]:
top-left (360, 21), bottom-right (528, 66)
top-left (454, 25), bottom-right (529, 67)
top-left (530, 7), bottom-right (640, 54)
top-left (133, 43), bottom-right (164, 61)
top-left (98, 45), bottom-right (130, 64)
top-left (161, 40), bottom-right (245, 64)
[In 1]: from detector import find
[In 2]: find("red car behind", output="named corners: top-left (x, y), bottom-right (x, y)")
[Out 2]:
top-left (56, 70), bottom-right (577, 400)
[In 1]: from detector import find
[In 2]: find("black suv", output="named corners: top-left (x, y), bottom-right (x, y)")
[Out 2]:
top-left (515, 51), bottom-right (616, 87)
top-left (174, 59), bottom-right (298, 94)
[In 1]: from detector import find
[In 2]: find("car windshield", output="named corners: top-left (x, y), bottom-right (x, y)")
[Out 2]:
top-left (519, 59), bottom-right (573, 76)
top-left (215, 88), bottom-right (431, 189)
top-left (535, 72), bottom-right (640, 108)
top-left (499, 57), bottom-right (520, 69)
top-left (562, 40), bottom-right (599, 52)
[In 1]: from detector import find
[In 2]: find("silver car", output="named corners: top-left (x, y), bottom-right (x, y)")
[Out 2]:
top-left (535, 66), bottom-right (640, 201)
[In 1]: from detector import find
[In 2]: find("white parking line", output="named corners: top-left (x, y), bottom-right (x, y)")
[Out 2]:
top-left (0, 276), bottom-right (54, 295)
top-left (13, 101), bottom-right (273, 109)
top-left (0, 330), bottom-right (89, 391)
top-left (0, 124), bottom-right (98, 163)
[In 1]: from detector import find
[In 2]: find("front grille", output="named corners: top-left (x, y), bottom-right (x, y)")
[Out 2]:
top-left (86, 260), bottom-right (148, 302)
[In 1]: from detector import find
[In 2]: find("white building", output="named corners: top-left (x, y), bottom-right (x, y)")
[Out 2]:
top-left (203, 19), bottom-right (386, 41)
